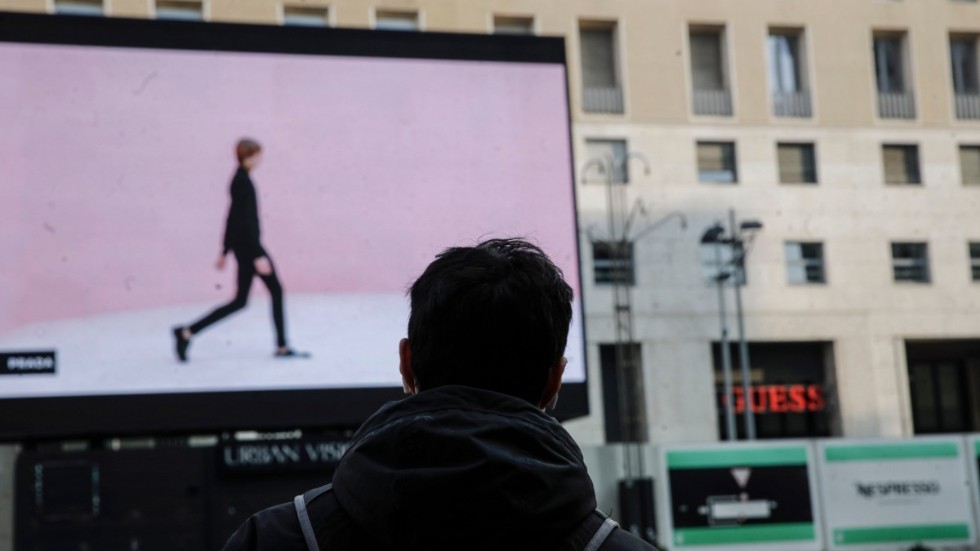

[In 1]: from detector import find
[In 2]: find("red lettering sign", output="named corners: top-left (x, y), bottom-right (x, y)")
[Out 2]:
top-left (721, 384), bottom-right (825, 414)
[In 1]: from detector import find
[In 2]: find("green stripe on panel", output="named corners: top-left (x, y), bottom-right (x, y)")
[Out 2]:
top-left (834, 523), bottom-right (970, 545)
top-left (674, 523), bottom-right (816, 546)
top-left (667, 447), bottom-right (807, 469)
top-left (824, 442), bottom-right (959, 462)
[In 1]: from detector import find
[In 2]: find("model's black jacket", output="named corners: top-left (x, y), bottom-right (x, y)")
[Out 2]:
top-left (221, 386), bottom-right (657, 551)
top-left (222, 167), bottom-right (265, 261)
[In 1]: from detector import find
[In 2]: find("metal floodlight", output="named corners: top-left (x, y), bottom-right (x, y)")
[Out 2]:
top-left (700, 224), bottom-right (725, 244)
top-left (739, 220), bottom-right (763, 232)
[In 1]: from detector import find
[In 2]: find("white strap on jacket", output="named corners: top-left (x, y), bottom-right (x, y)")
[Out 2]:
top-left (583, 516), bottom-right (620, 551)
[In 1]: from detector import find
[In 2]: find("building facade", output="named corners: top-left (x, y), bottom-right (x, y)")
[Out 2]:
top-left (4, 0), bottom-right (980, 448)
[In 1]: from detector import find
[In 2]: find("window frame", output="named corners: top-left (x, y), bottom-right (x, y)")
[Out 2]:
top-left (785, 241), bottom-right (826, 284)
top-left (696, 140), bottom-right (738, 184)
top-left (592, 240), bottom-right (635, 285)
top-left (882, 144), bottom-right (922, 185)
top-left (891, 241), bottom-right (931, 283)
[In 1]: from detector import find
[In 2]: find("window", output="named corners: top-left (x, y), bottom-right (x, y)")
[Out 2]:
top-left (951, 36), bottom-right (979, 94)
top-left (785, 242), bottom-right (825, 284)
top-left (697, 141), bottom-right (737, 183)
top-left (873, 34), bottom-right (907, 93)
top-left (882, 144), bottom-right (921, 185)
top-left (891, 242), bottom-right (930, 283)
top-left (690, 27), bottom-right (732, 116)
top-left (960, 145), bottom-right (980, 185)
top-left (873, 32), bottom-right (915, 118)
top-left (712, 342), bottom-right (835, 439)
top-left (493, 15), bottom-right (534, 35)
top-left (768, 29), bottom-right (811, 117)
top-left (579, 23), bottom-right (623, 114)
top-left (969, 242), bottom-right (980, 281)
top-left (283, 4), bottom-right (329, 26)
top-left (54, 0), bottom-right (103, 15)
top-left (155, 0), bottom-right (203, 20)
top-left (906, 342), bottom-right (980, 435)
top-left (599, 343), bottom-right (643, 442)
top-left (777, 143), bottom-right (817, 184)
top-left (375, 9), bottom-right (418, 31)
top-left (951, 35), bottom-right (980, 119)
top-left (585, 139), bottom-right (628, 183)
top-left (592, 241), bottom-right (634, 285)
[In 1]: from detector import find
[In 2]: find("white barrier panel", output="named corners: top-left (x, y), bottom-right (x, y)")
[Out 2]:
top-left (816, 437), bottom-right (976, 549)
top-left (658, 441), bottom-right (822, 550)
top-left (969, 436), bottom-right (980, 542)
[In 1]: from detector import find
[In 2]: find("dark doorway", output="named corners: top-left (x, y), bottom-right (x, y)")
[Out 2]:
top-left (906, 340), bottom-right (980, 434)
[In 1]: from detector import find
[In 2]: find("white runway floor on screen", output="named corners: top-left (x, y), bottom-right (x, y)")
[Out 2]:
top-left (0, 294), bottom-right (585, 398)
top-left (0, 293), bottom-right (410, 397)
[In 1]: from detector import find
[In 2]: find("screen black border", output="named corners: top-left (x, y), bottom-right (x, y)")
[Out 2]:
top-left (0, 12), bottom-right (588, 441)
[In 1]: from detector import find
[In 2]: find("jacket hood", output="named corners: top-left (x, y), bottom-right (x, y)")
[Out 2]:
top-left (332, 385), bottom-right (596, 550)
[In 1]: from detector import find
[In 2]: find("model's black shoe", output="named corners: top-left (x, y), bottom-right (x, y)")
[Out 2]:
top-left (173, 327), bottom-right (190, 362)
top-left (275, 348), bottom-right (311, 359)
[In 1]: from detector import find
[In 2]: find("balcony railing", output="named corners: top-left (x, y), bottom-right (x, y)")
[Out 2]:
top-left (582, 86), bottom-right (624, 114)
top-left (878, 91), bottom-right (916, 119)
top-left (772, 90), bottom-right (812, 118)
top-left (693, 88), bottom-right (733, 117)
top-left (955, 93), bottom-right (980, 120)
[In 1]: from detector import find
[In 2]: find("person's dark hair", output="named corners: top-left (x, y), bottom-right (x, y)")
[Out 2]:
top-left (236, 138), bottom-right (261, 165)
top-left (407, 238), bottom-right (574, 403)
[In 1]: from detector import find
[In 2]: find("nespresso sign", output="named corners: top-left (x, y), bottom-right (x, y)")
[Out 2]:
top-left (719, 384), bottom-right (826, 414)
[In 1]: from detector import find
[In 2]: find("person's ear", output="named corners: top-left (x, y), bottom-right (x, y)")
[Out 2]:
top-left (538, 357), bottom-right (566, 410)
top-left (399, 338), bottom-right (417, 395)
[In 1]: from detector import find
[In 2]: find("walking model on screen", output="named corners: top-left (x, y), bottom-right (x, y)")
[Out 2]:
top-left (172, 138), bottom-right (309, 362)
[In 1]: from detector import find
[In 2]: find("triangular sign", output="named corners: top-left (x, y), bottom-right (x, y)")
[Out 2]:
top-left (731, 467), bottom-right (751, 489)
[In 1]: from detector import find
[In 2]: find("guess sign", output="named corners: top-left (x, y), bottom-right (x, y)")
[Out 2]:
top-left (720, 384), bottom-right (826, 414)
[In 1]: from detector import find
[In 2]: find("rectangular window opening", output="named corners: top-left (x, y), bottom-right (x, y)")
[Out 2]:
top-left (493, 15), bottom-right (534, 35)
top-left (777, 142), bottom-right (817, 184)
top-left (891, 242), bottom-right (930, 283)
top-left (54, 0), bottom-right (103, 15)
top-left (579, 22), bottom-right (623, 114)
top-left (960, 145), bottom-right (980, 185)
top-left (155, 0), bottom-right (204, 20)
top-left (375, 9), bottom-right (419, 31)
top-left (283, 4), bottom-right (329, 26)
top-left (697, 141), bottom-right (737, 183)
top-left (882, 144), bottom-right (921, 185)
top-left (593, 241), bottom-right (635, 285)
top-left (785, 242), bottom-right (825, 284)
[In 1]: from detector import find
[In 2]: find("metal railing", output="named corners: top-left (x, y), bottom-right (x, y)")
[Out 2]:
top-left (693, 88), bottom-right (733, 116)
top-left (955, 93), bottom-right (980, 120)
top-left (582, 86), bottom-right (624, 114)
top-left (877, 91), bottom-right (916, 119)
top-left (772, 90), bottom-right (812, 118)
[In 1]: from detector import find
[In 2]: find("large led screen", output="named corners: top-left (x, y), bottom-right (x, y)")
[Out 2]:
top-left (0, 14), bottom-right (586, 439)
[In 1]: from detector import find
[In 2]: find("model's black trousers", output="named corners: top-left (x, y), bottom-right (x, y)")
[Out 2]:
top-left (189, 253), bottom-right (286, 347)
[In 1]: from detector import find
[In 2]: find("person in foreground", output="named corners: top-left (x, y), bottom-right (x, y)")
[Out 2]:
top-left (221, 238), bottom-right (658, 551)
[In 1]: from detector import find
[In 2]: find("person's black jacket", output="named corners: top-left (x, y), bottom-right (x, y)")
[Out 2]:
top-left (221, 386), bottom-right (657, 551)
top-left (222, 167), bottom-right (264, 261)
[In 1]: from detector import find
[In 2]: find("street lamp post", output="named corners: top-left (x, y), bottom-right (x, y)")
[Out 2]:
top-left (581, 153), bottom-right (686, 472)
top-left (701, 210), bottom-right (763, 440)
top-left (702, 224), bottom-right (736, 441)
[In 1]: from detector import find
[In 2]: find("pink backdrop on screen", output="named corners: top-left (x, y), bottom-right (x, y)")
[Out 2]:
top-left (0, 44), bottom-right (578, 333)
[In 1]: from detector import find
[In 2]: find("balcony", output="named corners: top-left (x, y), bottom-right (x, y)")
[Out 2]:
top-left (877, 91), bottom-right (916, 119)
top-left (772, 91), bottom-right (812, 118)
top-left (693, 88), bottom-right (732, 117)
top-left (582, 86), bottom-right (624, 114)
top-left (955, 93), bottom-right (980, 120)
